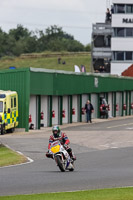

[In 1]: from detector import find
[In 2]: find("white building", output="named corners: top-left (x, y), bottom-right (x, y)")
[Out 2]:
top-left (111, 0), bottom-right (133, 75)
top-left (92, 0), bottom-right (133, 75)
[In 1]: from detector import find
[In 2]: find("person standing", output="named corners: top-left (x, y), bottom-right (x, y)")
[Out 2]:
top-left (106, 8), bottom-right (111, 23)
top-left (85, 100), bottom-right (94, 123)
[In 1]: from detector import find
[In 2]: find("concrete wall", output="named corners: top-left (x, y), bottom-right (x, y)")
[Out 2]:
top-left (82, 94), bottom-right (88, 122)
top-left (72, 95), bottom-right (79, 123)
top-left (52, 96), bottom-right (59, 125)
top-left (63, 96), bottom-right (69, 124)
top-left (112, 14), bottom-right (133, 28)
top-left (29, 95), bottom-right (37, 129)
top-left (111, 62), bottom-right (132, 76)
top-left (116, 92), bottom-right (122, 116)
top-left (108, 93), bottom-right (113, 118)
top-left (41, 96), bottom-right (48, 127)
top-left (91, 94), bottom-right (98, 119)
top-left (112, 0), bottom-right (133, 4)
top-left (111, 38), bottom-right (133, 51)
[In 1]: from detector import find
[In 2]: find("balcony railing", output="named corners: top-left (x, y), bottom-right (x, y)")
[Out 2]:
top-left (93, 47), bottom-right (111, 52)
top-left (92, 23), bottom-right (113, 35)
top-left (92, 51), bottom-right (112, 59)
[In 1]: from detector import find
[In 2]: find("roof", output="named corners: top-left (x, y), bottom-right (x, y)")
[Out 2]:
top-left (0, 67), bottom-right (133, 80)
top-left (121, 64), bottom-right (133, 77)
top-left (0, 90), bottom-right (17, 95)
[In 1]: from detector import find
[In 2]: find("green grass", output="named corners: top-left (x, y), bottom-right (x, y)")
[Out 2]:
top-left (1, 187), bottom-right (133, 200)
top-left (0, 53), bottom-right (91, 72)
top-left (0, 144), bottom-right (27, 167)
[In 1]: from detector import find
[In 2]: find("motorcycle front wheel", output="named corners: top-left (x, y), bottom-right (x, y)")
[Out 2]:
top-left (56, 155), bottom-right (66, 172)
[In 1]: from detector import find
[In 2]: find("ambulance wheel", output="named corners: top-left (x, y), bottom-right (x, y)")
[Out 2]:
top-left (10, 128), bottom-right (14, 133)
top-left (1, 127), bottom-right (5, 135)
top-left (1, 129), bottom-right (4, 135)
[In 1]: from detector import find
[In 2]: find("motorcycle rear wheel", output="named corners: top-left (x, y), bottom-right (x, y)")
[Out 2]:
top-left (56, 155), bottom-right (66, 172)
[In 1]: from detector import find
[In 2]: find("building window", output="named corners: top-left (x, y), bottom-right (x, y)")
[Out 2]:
top-left (126, 28), bottom-right (133, 37)
top-left (126, 4), bottom-right (133, 13)
top-left (113, 52), bottom-right (133, 61)
top-left (126, 52), bottom-right (132, 60)
top-left (116, 28), bottom-right (124, 37)
top-left (117, 4), bottom-right (125, 13)
top-left (114, 4), bottom-right (133, 14)
top-left (117, 52), bottom-right (124, 60)
top-left (114, 28), bottom-right (133, 37)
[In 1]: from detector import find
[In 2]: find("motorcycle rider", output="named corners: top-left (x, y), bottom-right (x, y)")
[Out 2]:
top-left (46, 125), bottom-right (76, 161)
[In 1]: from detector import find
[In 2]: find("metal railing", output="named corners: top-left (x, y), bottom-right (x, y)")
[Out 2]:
top-left (92, 23), bottom-right (113, 35)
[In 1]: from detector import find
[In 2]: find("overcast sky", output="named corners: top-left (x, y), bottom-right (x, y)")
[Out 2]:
top-left (0, 0), bottom-right (110, 45)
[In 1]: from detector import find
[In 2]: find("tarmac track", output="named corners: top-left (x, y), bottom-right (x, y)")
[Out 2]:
top-left (1, 116), bottom-right (133, 196)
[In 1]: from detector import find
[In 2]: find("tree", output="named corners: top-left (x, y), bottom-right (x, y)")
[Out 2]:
top-left (85, 44), bottom-right (91, 52)
top-left (45, 25), bottom-right (64, 38)
top-left (9, 25), bottom-right (31, 41)
top-left (36, 31), bottom-right (48, 52)
top-left (0, 24), bottom-right (87, 57)
top-left (66, 40), bottom-right (85, 52)
top-left (23, 36), bottom-right (37, 53)
top-left (0, 28), bottom-right (11, 57)
top-left (44, 25), bottom-right (84, 52)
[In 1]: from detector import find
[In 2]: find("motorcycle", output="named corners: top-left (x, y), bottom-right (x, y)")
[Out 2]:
top-left (49, 140), bottom-right (75, 172)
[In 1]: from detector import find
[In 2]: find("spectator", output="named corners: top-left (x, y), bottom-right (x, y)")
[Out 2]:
top-left (62, 61), bottom-right (66, 65)
top-left (58, 57), bottom-right (61, 64)
top-left (102, 66), bottom-right (106, 73)
top-left (106, 8), bottom-right (111, 23)
top-left (94, 70), bottom-right (100, 73)
top-left (81, 65), bottom-right (86, 72)
top-left (99, 66), bottom-right (103, 73)
top-left (99, 66), bottom-right (106, 73)
top-left (85, 100), bottom-right (94, 123)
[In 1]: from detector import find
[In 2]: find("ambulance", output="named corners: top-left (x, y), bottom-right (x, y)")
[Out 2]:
top-left (0, 90), bottom-right (18, 135)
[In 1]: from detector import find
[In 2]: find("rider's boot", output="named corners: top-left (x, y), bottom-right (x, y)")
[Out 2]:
top-left (69, 151), bottom-right (76, 161)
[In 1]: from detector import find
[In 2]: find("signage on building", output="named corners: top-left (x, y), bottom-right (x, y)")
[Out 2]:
top-left (123, 18), bottom-right (133, 23)
top-left (94, 77), bottom-right (99, 88)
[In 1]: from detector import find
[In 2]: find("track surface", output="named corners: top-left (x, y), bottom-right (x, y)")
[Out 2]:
top-left (1, 117), bottom-right (133, 196)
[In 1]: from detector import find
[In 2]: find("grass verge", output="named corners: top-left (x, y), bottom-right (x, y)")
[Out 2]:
top-left (0, 187), bottom-right (133, 200)
top-left (0, 144), bottom-right (27, 167)
top-left (0, 53), bottom-right (91, 72)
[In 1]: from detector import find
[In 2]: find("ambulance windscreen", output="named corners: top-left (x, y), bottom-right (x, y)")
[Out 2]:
top-left (0, 94), bottom-right (6, 98)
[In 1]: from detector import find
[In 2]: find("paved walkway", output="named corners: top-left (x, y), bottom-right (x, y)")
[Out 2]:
top-left (23, 115), bottom-right (133, 134)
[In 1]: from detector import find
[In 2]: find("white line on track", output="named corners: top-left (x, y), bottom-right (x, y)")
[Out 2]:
top-left (126, 127), bottom-right (133, 130)
top-left (107, 123), bottom-right (133, 129)
top-left (0, 145), bottom-right (34, 169)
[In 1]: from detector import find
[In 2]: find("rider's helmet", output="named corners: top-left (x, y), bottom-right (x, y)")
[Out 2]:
top-left (52, 125), bottom-right (61, 138)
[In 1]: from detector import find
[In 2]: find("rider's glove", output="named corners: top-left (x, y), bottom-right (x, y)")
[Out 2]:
top-left (64, 144), bottom-right (68, 149)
